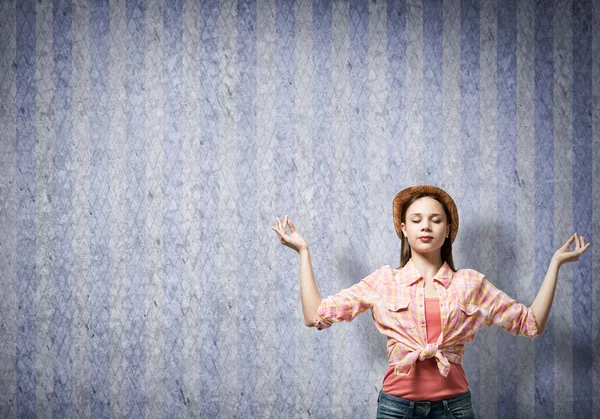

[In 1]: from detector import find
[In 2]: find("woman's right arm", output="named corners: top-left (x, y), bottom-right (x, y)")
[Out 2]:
top-left (300, 245), bottom-right (381, 329)
top-left (271, 216), bottom-right (322, 326)
top-left (299, 246), bottom-right (322, 327)
top-left (272, 216), bottom-right (380, 328)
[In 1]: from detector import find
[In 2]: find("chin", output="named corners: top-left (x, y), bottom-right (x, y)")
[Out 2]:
top-left (412, 243), bottom-right (443, 252)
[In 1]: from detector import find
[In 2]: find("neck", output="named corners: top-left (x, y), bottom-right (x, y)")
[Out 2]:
top-left (409, 252), bottom-right (443, 281)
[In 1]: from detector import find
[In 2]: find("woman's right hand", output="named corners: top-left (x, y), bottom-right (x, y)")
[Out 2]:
top-left (271, 216), bottom-right (308, 253)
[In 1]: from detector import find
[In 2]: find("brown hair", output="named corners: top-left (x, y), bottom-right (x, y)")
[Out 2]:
top-left (397, 193), bottom-right (457, 271)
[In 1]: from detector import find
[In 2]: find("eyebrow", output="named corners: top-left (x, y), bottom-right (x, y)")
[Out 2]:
top-left (409, 213), bottom-right (443, 217)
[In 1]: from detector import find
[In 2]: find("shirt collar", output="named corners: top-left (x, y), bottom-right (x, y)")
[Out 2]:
top-left (398, 258), bottom-right (454, 288)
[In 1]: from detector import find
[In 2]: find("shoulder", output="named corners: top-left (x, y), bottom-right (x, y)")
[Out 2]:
top-left (380, 264), bottom-right (401, 277)
top-left (379, 264), bottom-right (410, 286)
top-left (453, 267), bottom-right (485, 286)
top-left (363, 265), bottom-right (396, 285)
top-left (374, 264), bottom-right (396, 280)
top-left (379, 264), bottom-right (395, 274)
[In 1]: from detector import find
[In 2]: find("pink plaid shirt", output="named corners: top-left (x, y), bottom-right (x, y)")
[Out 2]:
top-left (313, 258), bottom-right (540, 377)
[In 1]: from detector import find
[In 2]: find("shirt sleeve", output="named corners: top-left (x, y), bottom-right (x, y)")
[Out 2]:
top-left (312, 267), bottom-right (383, 331)
top-left (477, 274), bottom-right (540, 341)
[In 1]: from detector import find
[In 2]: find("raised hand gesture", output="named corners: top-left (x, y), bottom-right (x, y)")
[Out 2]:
top-left (553, 232), bottom-right (591, 266)
top-left (271, 216), bottom-right (309, 254)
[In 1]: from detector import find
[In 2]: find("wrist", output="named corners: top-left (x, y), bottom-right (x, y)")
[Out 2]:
top-left (550, 256), bottom-right (562, 269)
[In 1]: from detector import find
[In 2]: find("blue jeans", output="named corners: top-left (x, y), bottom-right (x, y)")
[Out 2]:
top-left (376, 388), bottom-right (475, 418)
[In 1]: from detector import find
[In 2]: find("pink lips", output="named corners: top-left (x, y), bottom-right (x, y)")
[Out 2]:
top-left (419, 237), bottom-right (433, 242)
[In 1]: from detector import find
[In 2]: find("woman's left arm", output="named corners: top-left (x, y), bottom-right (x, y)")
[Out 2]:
top-left (530, 232), bottom-right (591, 334)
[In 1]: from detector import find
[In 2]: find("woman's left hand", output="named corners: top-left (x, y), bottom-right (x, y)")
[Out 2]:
top-left (552, 232), bottom-right (591, 266)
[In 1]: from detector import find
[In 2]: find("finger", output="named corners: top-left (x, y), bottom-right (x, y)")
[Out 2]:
top-left (574, 233), bottom-right (580, 250)
top-left (580, 241), bottom-right (590, 253)
top-left (275, 218), bottom-right (284, 235)
top-left (271, 226), bottom-right (281, 238)
top-left (278, 224), bottom-right (287, 239)
top-left (564, 234), bottom-right (576, 249)
top-left (288, 217), bottom-right (295, 232)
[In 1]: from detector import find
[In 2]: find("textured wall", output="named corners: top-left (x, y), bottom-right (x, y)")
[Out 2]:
top-left (0, 0), bottom-right (598, 418)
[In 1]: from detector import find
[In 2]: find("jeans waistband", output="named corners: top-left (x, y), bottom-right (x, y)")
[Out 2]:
top-left (379, 388), bottom-right (471, 409)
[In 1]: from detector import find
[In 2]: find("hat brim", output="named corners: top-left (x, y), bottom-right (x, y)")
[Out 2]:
top-left (393, 184), bottom-right (459, 243)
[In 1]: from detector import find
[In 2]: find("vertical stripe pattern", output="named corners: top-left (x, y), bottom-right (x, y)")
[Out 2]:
top-left (0, 1), bottom-right (596, 418)
top-left (51, 0), bottom-right (74, 415)
top-left (255, 0), bottom-right (277, 416)
top-left (71, 0), bottom-right (92, 415)
top-left (423, 0), bottom-right (443, 181)
top-left (15, 0), bottom-right (37, 417)
top-left (311, 1), bottom-right (333, 416)
top-left (294, 0), bottom-right (315, 416)
top-left (496, 0), bottom-right (519, 416)
top-left (274, 0), bottom-right (296, 414)
top-left (347, 0), bottom-right (374, 417)
top-left (90, 1), bottom-right (111, 416)
top-left (367, 1), bottom-right (388, 409)
top-left (572, 0), bottom-right (593, 417)
top-left (198, 0), bottom-right (221, 416)
top-left (236, 0), bottom-right (257, 416)
top-left (108, 0), bottom-right (128, 416)
top-left (592, 0), bottom-right (600, 415)
top-left (125, 0), bottom-right (148, 416)
top-left (553, 0), bottom-right (574, 417)
top-left (459, 0), bottom-right (481, 410)
top-left (181, 0), bottom-right (200, 415)
top-left (218, 0), bottom-right (238, 416)
top-left (145, 0), bottom-right (165, 417)
top-left (516, 1), bottom-right (537, 417)
top-left (330, 2), bottom-right (351, 417)
top-left (386, 0), bottom-right (407, 268)
top-left (534, 1), bottom-right (555, 417)
top-left (479, 0), bottom-right (497, 416)
top-left (163, 0), bottom-right (184, 416)
top-left (34, 1), bottom-right (55, 417)
top-left (0, 0), bottom-right (17, 416)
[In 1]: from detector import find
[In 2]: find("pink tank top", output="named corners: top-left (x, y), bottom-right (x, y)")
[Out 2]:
top-left (381, 298), bottom-right (469, 401)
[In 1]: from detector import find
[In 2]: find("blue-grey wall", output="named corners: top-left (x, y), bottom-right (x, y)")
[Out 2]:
top-left (0, 0), bottom-right (598, 418)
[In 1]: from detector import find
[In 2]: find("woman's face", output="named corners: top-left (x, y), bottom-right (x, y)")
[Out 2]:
top-left (400, 196), bottom-right (451, 254)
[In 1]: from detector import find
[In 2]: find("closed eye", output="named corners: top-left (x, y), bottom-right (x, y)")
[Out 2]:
top-left (412, 220), bottom-right (441, 223)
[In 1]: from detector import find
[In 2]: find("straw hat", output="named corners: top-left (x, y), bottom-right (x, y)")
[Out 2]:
top-left (392, 184), bottom-right (459, 244)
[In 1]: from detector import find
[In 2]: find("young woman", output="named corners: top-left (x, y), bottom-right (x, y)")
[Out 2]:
top-left (271, 184), bottom-right (590, 419)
